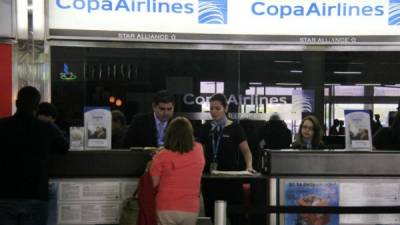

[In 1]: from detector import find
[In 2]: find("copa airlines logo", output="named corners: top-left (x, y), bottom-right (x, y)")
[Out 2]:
top-left (292, 90), bottom-right (314, 113)
top-left (389, 0), bottom-right (400, 25)
top-left (54, 0), bottom-right (227, 24)
top-left (198, 0), bottom-right (227, 24)
top-left (251, 1), bottom-right (384, 19)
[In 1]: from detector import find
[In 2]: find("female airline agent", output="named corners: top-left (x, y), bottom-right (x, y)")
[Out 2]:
top-left (198, 93), bottom-right (255, 225)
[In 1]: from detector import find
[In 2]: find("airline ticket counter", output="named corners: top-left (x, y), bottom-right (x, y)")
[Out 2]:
top-left (47, 150), bottom-right (151, 225)
top-left (47, 150), bottom-right (400, 225)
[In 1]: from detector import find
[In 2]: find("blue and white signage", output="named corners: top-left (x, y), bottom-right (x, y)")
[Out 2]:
top-left (48, 0), bottom-right (400, 44)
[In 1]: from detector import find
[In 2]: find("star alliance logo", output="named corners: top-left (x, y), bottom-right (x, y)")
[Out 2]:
top-left (198, 0), bottom-right (227, 24)
top-left (59, 63), bottom-right (77, 81)
top-left (389, 0), bottom-right (400, 25)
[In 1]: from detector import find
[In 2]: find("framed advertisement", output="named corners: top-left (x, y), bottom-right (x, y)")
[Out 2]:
top-left (84, 107), bottom-right (112, 150)
top-left (344, 110), bottom-right (372, 150)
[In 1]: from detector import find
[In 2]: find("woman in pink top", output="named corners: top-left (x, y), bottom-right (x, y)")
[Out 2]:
top-left (150, 116), bottom-right (205, 225)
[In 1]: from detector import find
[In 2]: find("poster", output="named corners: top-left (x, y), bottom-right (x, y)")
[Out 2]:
top-left (344, 110), bottom-right (372, 150)
top-left (284, 182), bottom-right (339, 225)
top-left (59, 182), bottom-right (121, 201)
top-left (69, 127), bottom-right (84, 150)
top-left (58, 202), bottom-right (120, 224)
top-left (49, 179), bottom-right (138, 224)
top-left (84, 107), bottom-right (111, 149)
top-left (340, 183), bottom-right (400, 224)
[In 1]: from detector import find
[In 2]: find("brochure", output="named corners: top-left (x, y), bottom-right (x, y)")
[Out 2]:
top-left (84, 107), bottom-right (111, 150)
top-left (344, 110), bottom-right (372, 150)
top-left (69, 127), bottom-right (84, 150)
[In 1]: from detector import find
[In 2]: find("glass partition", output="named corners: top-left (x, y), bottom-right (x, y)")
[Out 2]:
top-left (50, 47), bottom-right (400, 144)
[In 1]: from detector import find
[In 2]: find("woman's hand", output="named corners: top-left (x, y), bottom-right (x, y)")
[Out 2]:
top-left (246, 167), bottom-right (257, 174)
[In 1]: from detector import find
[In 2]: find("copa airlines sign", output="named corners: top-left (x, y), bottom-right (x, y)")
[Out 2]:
top-left (48, 0), bottom-right (400, 43)
top-left (251, 2), bottom-right (384, 18)
top-left (183, 94), bottom-right (289, 105)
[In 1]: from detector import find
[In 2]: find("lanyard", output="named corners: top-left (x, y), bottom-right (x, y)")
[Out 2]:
top-left (212, 126), bottom-right (224, 160)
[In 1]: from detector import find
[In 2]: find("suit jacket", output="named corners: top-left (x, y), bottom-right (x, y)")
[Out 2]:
top-left (123, 113), bottom-right (158, 148)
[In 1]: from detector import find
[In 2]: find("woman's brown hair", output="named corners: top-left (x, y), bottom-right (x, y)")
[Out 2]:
top-left (164, 116), bottom-right (194, 153)
top-left (298, 115), bottom-right (323, 146)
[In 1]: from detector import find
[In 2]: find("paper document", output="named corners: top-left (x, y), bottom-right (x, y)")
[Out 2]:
top-left (211, 170), bottom-right (254, 176)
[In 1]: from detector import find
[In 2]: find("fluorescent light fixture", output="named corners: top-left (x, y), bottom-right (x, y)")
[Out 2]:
top-left (290, 70), bottom-right (303, 74)
top-left (324, 83), bottom-right (340, 86)
top-left (274, 60), bottom-right (292, 63)
top-left (274, 60), bottom-right (301, 63)
top-left (248, 82), bottom-right (262, 85)
top-left (355, 83), bottom-right (381, 86)
top-left (17, 0), bottom-right (28, 39)
top-left (276, 82), bottom-right (301, 86)
top-left (333, 71), bottom-right (362, 75)
top-left (33, 0), bottom-right (45, 40)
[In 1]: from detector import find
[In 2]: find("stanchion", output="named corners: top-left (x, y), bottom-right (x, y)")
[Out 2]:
top-left (214, 200), bottom-right (227, 225)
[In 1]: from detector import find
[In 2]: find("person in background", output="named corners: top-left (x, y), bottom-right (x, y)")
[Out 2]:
top-left (338, 120), bottom-right (345, 135)
top-left (374, 111), bottom-right (400, 150)
top-left (36, 102), bottom-right (67, 139)
top-left (260, 113), bottom-right (292, 150)
top-left (329, 119), bottom-right (340, 136)
top-left (198, 93), bottom-right (255, 225)
top-left (37, 102), bottom-right (57, 123)
top-left (124, 90), bottom-right (175, 148)
top-left (374, 114), bottom-right (383, 128)
top-left (368, 110), bottom-right (380, 136)
top-left (111, 110), bottom-right (128, 149)
top-left (0, 86), bottom-right (69, 225)
top-left (292, 115), bottom-right (325, 149)
top-left (149, 117), bottom-right (205, 225)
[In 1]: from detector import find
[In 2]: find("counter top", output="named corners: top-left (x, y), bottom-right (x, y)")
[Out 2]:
top-left (48, 150), bottom-right (152, 178)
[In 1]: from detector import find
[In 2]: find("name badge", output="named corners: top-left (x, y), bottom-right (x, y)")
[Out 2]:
top-left (210, 162), bottom-right (218, 173)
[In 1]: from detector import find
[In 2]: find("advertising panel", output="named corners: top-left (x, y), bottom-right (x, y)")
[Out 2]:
top-left (48, 0), bottom-right (400, 44)
top-left (281, 179), bottom-right (400, 225)
top-left (48, 179), bottom-right (138, 225)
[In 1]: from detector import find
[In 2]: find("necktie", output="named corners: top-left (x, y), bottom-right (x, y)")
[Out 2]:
top-left (158, 122), bottom-right (166, 146)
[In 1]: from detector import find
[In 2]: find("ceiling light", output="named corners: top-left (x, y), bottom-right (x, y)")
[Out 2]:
top-left (275, 82), bottom-right (301, 86)
top-left (355, 83), bottom-right (381, 86)
top-left (274, 60), bottom-right (300, 63)
top-left (324, 83), bottom-right (340, 86)
top-left (249, 82), bottom-right (262, 85)
top-left (290, 70), bottom-right (303, 74)
top-left (333, 71), bottom-right (362, 75)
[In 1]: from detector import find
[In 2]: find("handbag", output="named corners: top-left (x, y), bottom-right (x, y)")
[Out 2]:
top-left (119, 189), bottom-right (139, 225)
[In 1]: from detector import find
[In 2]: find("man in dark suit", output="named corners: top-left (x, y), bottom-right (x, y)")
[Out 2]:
top-left (0, 86), bottom-right (69, 225)
top-left (123, 90), bottom-right (175, 148)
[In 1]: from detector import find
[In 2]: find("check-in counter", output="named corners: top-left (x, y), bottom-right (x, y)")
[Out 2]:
top-left (265, 150), bottom-right (400, 225)
top-left (47, 150), bottom-right (152, 225)
top-left (48, 150), bottom-right (152, 178)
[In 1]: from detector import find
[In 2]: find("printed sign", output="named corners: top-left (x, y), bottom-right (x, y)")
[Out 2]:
top-left (84, 107), bottom-right (112, 149)
top-left (344, 110), bottom-right (372, 150)
top-left (48, 0), bottom-right (400, 44)
top-left (284, 182), bottom-right (339, 225)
